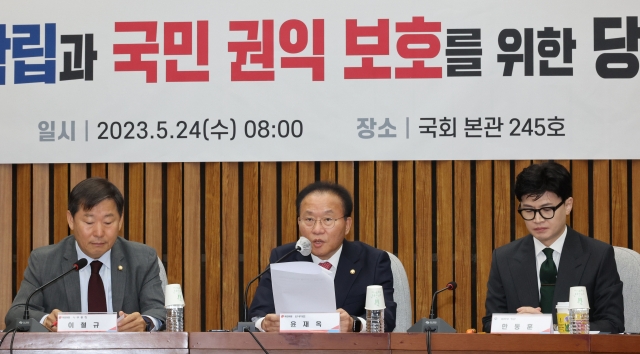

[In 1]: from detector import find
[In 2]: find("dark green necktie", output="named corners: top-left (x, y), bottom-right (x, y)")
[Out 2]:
top-left (539, 248), bottom-right (557, 313)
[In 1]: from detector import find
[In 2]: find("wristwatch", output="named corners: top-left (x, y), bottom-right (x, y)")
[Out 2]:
top-left (351, 315), bottom-right (362, 332)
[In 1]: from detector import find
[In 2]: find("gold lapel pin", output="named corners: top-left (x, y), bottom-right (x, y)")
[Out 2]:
top-left (118, 265), bottom-right (123, 271)
top-left (350, 269), bottom-right (355, 274)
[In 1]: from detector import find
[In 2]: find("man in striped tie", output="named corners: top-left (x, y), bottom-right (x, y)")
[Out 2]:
top-left (483, 162), bottom-right (624, 333)
top-left (249, 181), bottom-right (397, 332)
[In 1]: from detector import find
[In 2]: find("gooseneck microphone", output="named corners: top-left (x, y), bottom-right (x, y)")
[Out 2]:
top-left (16, 258), bottom-right (88, 332)
top-left (429, 281), bottom-right (457, 319)
top-left (234, 236), bottom-right (311, 333)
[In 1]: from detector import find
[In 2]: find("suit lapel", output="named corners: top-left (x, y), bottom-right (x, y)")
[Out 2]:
top-left (334, 241), bottom-right (362, 309)
top-left (62, 236), bottom-right (82, 312)
top-left (508, 235), bottom-right (541, 308)
top-left (553, 228), bottom-right (589, 305)
top-left (111, 238), bottom-right (126, 311)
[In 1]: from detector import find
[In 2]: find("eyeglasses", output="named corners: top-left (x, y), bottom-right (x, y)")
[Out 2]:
top-left (299, 216), bottom-right (346, 229)
top-left (518, 200), bottom-right (565, 221)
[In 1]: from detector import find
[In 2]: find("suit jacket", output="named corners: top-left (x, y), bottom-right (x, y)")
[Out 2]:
top-left (483, 227), bottom-right (624, 333)
top-left (5, 235), bottom-right (166, 328)
top-left (248, 240), bottom-right (397, 332)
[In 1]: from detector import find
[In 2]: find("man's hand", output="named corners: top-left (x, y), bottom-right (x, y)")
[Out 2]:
top-left (43, 309), bottom-right (61, 332)
top-left (262, 314), bottom-right (281, 332)
top-left (337, 308), bottom-right (353, 332)
top-left (117, 311), bottom-right (146, 332)
top-left (516, 306), bottom-right (542, 314)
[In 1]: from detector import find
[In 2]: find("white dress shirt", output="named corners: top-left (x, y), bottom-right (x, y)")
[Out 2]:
top-left (533, 226), bottom-right (568, 298)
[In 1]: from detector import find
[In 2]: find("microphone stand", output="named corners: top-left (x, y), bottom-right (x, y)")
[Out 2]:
top-left (235, 245), bottom-right (301, 333)
top-left (12, 259), bottom-right (87, 332)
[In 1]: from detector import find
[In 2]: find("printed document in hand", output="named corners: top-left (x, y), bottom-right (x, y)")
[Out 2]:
top-left (271, 261), bottom-right (336, 314)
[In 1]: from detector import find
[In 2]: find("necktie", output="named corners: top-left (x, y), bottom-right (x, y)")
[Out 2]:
top-left (539, 248), bottom-right (557, 313)
top-left (88, 261), bottom-right (107, 312)
top-left (318, 262), bottom-right (332, 270)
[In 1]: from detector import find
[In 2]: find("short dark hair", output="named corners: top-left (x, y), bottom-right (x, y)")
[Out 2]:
top-left (68, 177), bottom-right (124, 217)
top-left (296, 181), bottom-right (353, 217)
top-left (514, 161), bottom-right (572, 202)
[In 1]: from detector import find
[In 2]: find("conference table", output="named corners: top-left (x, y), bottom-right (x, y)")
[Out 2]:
top-left (1, 332), bottom-right (638, 353)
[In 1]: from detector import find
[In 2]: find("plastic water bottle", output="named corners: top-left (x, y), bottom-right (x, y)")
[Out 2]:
top-left (166, 304), bottom-right (184, 332)
top-left (569, 308), bottom-right (589, 334)
top-left (366, 309), bottom-right (384, 333)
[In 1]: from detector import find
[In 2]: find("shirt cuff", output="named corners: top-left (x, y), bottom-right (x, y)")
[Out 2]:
top-left (142, 315), bottom-right (162, 332)
top-left (357, 317), bottom-right (366, 332)
top-left (255, 317), bottom-right (266, 332)
top-left (39, 314), bottom-right (48, 324)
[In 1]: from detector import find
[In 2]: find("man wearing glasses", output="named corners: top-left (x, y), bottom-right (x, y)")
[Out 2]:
top-left (482, 162), bottom-right (624, 333)
top-left (249, 181), bottom-right (397, 332)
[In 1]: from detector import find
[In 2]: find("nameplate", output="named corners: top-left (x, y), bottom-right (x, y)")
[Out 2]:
top-left (491, 313), bottom-right (552, 334)
top-left (279, 313), bottom-right (340, 333)
top-left (57, 313), bottom-right (118, 332)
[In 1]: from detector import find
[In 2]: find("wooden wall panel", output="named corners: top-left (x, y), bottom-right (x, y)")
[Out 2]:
top-left (514, 160), bottom-right (530, 239)
top-left (320, 161), bottom-right (336, 182)
top-left (221, 162), bottom-right (239, 330)
top-left (376, 161), bottom-right (393, 252)
top-left (2, 159), bottom-right (639, 333)
top-left (183, 162), bottom-right (201, 332)
top-left (298, 162), bottom-right (315, 192)
top-left (167, 163), bottom-right (183, 285)
top-left (69, 163), bottom-right (86, 189)
top-left (280, 162), bottom-right (298, 245)
top-left (358, 162), bottom-right (375, 246)
top-left (572, 160), bottom-right (589, 235)
top-left (414, 161), bottom-right (432, 322)
top-left (454, 161), bottom-right (471, 332)
top-left (611, 160), bottom-right (628, 247)
top-left (337, 161), bottom-right (355, 241)
top-left (494, 161), bottom-right (511, 248)
top-left (435, 161), bottom-right (453, 324)
top-left (397, 160), bottom-right (414, 323)
top-left (145, 163), bottom-right (163, 257)
top-left (31, 164), bottom-right (49, 249)
top-left (259, 163), bottom-right (277, 270)
top-left (593, 161), bottom-right (610, 243)
top-left (205, 162), bottom-right (222, 330)
top-left (127, 163), bottom-right (144, 243)
top-left (16, 165), bottom-right (31, 289)
top-left (475, 161), bottom-right (493, 329)
top-left (243, 162), bottom-right (260, 315)
top-left (91, 163), bottom-right (106, 178)
top-left (0, 165), bottom-right (12, 330)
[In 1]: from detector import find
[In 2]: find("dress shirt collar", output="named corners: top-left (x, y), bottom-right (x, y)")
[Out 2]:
top-left (310, 244), bottom-right (343, 272)
top-left (75, 241), bottom-right (112, 270)
top-left (533, 225), bottom-right (567, 257)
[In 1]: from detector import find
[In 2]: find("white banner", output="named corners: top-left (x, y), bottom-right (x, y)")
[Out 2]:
top-left (1, 0), bottom-right (639, 163)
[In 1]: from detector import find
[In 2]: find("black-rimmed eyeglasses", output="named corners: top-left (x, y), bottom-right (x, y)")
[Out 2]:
top-left (517, 200), bottom-right (565, 221)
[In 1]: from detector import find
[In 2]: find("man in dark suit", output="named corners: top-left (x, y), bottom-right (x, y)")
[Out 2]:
top-left (249, 181), bottom-right (397, 332)
top-left (483, 162), bottom-right (624, 333)
top-left (5, 177), bottom-right (165, 332)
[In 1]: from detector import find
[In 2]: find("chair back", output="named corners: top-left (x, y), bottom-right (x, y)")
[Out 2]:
top-left (613, 246), bottom-right (640, 332)
top-left (386, 252), bottom-right (412, 332)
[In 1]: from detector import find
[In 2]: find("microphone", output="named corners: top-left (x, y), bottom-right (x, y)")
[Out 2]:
top-left (408, 280), bottom-right (457, 334)
top-left (429, 281), bottom-right (456, 319)
top-left (233, 236), bottom-right (311, 333)
top-left (14, 258), bottom-right (88, 332)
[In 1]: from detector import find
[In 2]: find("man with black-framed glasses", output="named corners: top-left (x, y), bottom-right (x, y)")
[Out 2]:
top-left (482, 161), bottom-right (624, 333)
top-left (248, 181), bottom-right (397, 332)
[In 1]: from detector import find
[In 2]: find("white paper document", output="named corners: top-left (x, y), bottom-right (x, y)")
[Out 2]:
top-left (271, 262), bottom-right (336, 314)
